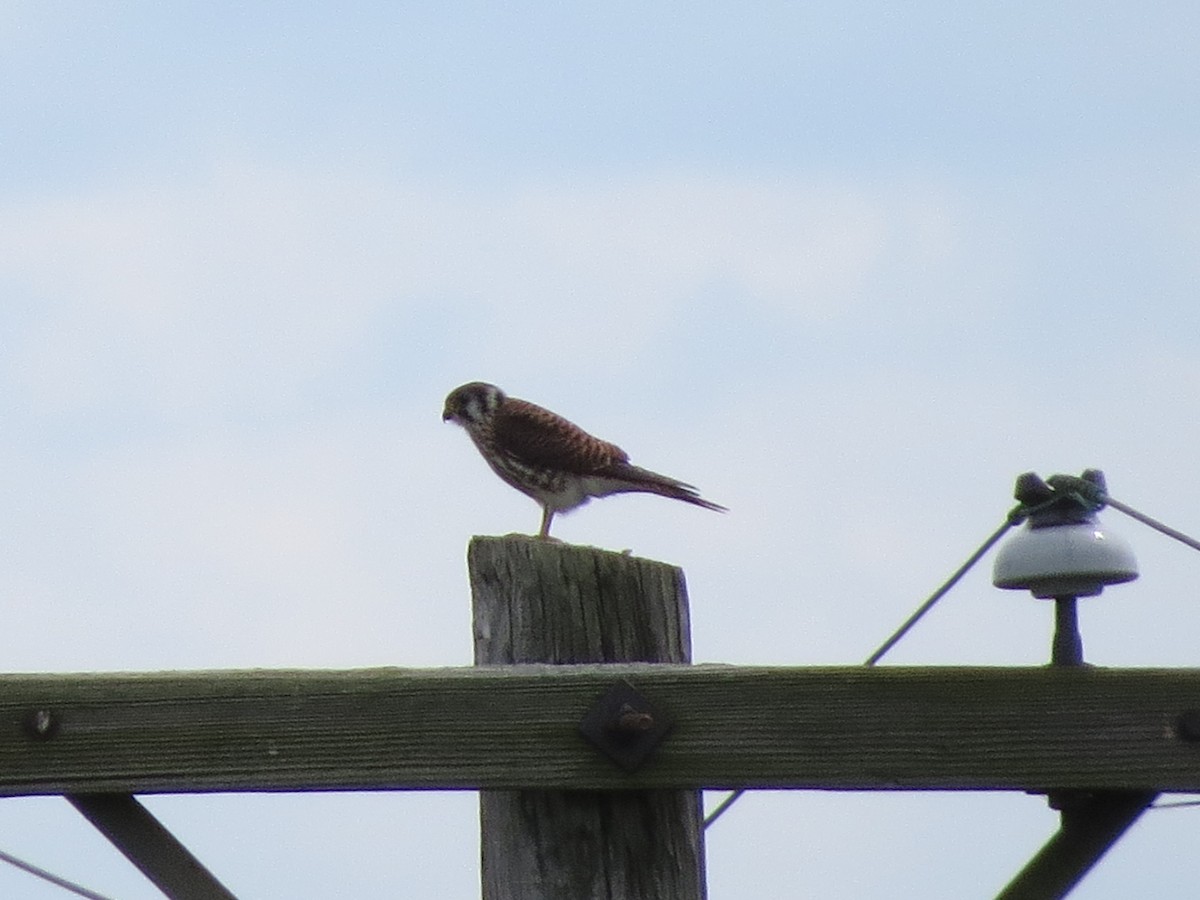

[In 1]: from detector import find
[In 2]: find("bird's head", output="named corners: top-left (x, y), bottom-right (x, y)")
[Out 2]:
top-left (443, 382), bottom-right (505, 427)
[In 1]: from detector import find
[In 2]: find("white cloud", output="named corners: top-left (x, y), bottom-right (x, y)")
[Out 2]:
top-left (2, 9), bottom-right (1198, 898)
top-left (0, 164), bottom-right (977, 419)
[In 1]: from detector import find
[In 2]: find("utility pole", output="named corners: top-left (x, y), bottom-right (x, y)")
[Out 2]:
top-left (468, 535), bottom-right (706, 900)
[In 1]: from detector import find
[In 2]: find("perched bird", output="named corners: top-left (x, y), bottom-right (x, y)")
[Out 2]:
top-left (442, 381), bottom-right (726, 538)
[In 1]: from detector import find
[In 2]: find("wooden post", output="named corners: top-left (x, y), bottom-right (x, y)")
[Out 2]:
top-left (68, 794), bottom-right (237, 900)
top-left (469, 536), bottom-right (706, 900)
top-left (997, 791), bottom-right (1158, 899)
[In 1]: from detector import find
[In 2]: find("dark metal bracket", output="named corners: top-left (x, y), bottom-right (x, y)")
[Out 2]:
top-left (578, 680), bottom-right (673, 772)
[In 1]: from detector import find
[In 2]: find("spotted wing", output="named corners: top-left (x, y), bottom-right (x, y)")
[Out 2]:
top-left (491, 398), bottom-right (629, 475)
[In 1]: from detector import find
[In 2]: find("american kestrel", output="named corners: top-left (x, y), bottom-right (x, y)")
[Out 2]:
top-left (442, 381), bottom-right (726, 538)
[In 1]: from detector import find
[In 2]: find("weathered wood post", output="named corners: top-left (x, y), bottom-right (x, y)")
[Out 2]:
top-left (469, 535), bottom-right (706, 900)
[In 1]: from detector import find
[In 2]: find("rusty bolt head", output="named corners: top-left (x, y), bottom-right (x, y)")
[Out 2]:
top-left (610, 704), bottom-right (655, 736)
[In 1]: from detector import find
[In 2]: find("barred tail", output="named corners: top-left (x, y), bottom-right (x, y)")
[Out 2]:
top-left (618, 465), bottom-right (728, 513)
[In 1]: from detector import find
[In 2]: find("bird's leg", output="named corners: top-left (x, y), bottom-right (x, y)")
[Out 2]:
top-left (538, 506), bottom-right (554, 539)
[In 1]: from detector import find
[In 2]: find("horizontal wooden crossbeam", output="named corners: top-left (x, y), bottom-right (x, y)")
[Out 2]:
top-left (2, 665), bottom-right (1200, 795)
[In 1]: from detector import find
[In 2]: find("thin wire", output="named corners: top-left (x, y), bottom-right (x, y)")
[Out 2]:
top-left (1152, 799), bottom-right (1200, 810)
top-left (863, 515), bottom-right (1019, 666)
top-left (704, 490), bottom-right (1200, 830)
top-left (703, 513), bottom-right (1020, 829)
top-left (1104, 496), bottom-right (1200, 554)
top-left (0, 847), bottom-right (116, 900)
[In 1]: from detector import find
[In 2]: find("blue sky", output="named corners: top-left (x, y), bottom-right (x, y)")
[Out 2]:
top-left (2, 3), bottom-right (1200, 897)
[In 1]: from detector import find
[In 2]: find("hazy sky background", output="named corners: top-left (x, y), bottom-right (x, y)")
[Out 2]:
top-left (2, 3), bottom-right (1199, 897)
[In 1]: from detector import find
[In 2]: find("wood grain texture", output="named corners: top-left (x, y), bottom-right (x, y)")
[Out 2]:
top-left (468, 535), bottom-right (693, 665)
top-left (2, 665), bottom-right (1200, 795)
top-left (470, 535), bottom-right (705, 900)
